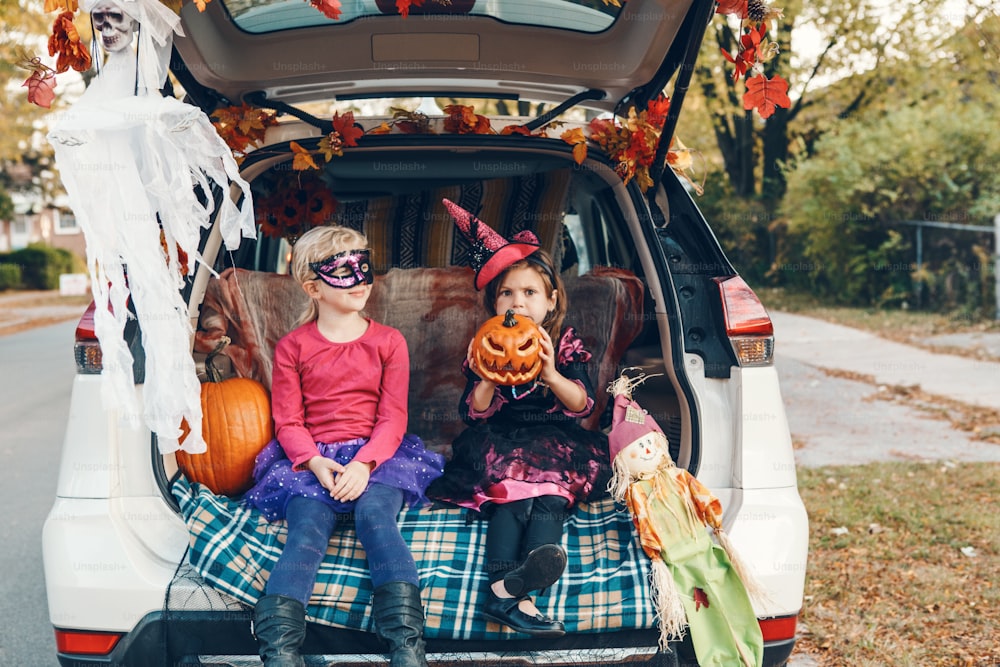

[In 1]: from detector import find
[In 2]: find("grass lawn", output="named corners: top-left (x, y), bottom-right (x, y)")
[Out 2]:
top-left (755, 290), bottom-right (1000, 664)
top-left (795, 462), bottom-right (1000, 666)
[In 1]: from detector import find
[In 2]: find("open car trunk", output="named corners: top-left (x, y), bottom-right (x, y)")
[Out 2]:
top-left (159, 137), bottom-right (698, 662)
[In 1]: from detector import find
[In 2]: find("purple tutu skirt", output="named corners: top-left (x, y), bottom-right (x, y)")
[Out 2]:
top-left (244, 435), bottom-right (445, 522)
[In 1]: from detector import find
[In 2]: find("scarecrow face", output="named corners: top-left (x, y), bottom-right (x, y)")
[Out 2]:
top-left (620, 432), bottom-right (668, 477)
top-left (91, 2), bottom-right (137, 53)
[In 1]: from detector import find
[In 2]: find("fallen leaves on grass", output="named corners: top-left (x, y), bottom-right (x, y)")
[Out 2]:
top-left (796, 462), bottom-right (1000, 666)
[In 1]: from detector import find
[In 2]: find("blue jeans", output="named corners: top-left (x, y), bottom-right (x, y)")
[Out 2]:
top-left (264, 483), bottom-right (418, 605)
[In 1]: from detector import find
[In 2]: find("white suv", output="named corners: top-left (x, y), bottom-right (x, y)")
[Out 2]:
top-left (43, 1), bottom-right (808, 665)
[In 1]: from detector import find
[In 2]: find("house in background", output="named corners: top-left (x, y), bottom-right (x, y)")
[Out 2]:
top-left (0, 192), bottom-right (86, 260)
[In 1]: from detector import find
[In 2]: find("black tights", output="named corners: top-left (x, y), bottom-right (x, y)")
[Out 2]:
top-left (485, 496), bottom-right (568, 584)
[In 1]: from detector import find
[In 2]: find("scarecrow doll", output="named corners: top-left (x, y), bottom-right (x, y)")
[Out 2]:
top-left (607, 373), bottom-right (765, 667)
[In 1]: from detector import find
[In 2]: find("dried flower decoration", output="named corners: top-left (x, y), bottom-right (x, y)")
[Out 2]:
top-left (48, 10), bottom-right (92, 74)
top-left (253, 171), bottom-right (338, 241)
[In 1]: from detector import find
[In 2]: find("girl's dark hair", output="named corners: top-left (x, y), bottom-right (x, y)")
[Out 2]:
top-left (482, 249), bottom-right (567, 340)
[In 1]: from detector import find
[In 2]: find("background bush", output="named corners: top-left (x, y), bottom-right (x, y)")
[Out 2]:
top-left (0, 244), bottom-right (83, 290)
top-left (0, 261), bottom-right (21, 290)
top-left (779, 104), bottom-right (999, 315)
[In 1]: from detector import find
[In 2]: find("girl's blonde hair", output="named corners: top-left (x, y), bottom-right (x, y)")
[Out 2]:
top-left (482, 249), bottom-right (567, 341)
top-left (290, 225), bottom-right (369, 326)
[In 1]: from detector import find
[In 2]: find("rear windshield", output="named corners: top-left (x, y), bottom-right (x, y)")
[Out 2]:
top-left (221, 0), bottom-right (622, 35)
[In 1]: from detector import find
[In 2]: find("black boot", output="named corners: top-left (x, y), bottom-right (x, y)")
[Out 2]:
top-left (503, 544), bottom-right (567, 597)
top-left (252, 595), bottom-right (306, 667)
top-left (371, 582), bottom-right (428, 667)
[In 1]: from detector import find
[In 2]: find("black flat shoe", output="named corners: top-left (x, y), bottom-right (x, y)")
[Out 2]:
top-left (503, 544), bottom-right (567, 597)
top-left (483, 592), bottom-right (566, 637)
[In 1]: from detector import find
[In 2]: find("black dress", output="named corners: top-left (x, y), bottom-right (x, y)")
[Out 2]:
top-left (427, 327), bottom-right (611, 511)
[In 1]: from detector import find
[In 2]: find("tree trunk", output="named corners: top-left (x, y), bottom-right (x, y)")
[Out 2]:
top-left (701, 24), bottom-right (758, 199)
top-left (761, 105), bottom-right (788, 206)
top-left (760, 13), bottom-right (794, 208)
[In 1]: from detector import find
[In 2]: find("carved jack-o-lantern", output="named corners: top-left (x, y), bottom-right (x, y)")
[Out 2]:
top-left (472, 309), bottom-right (543, 386)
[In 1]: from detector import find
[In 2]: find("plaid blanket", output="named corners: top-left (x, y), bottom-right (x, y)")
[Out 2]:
top-left (172, 477), bottom-right (657, 640)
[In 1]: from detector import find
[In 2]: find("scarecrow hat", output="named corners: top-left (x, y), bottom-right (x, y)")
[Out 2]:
top-left (608, 392), bottom-right (666, 464)
top-left (443, 198), bottom-right (540, 290)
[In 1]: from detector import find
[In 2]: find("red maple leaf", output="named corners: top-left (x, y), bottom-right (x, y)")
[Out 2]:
top-left (693, 587), bottom-right (710, 611)
top-left (331, 111), bottom-right (363, 147)
top-left (23, 70), bottom-right (57, 109)
top-left (715, 0), bottom-right (747, 17)
top-left (743, 74), bottom-right (791, 119)
top-left (646, 94), bottom-right (671, 129)
top-left (395, 0), bottom-right (424, 17)
top-left (722, 23), bottom-right (766, 80)
top-left (309, 0), bottom-right (342, 20)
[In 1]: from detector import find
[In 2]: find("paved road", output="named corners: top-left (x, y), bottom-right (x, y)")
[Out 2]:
top-left (0, 321), bottom-right (76, 666)
top-left (772, 311), bottom-right (1000, 468)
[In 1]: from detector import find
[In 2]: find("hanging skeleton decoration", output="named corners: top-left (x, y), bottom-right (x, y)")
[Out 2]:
top-left (90, 2), bottom-right (138, 53)
top-left (47, 0), bottom-right (256, 454)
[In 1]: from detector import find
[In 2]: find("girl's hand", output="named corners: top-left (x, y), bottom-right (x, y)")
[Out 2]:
top-left (467, 337), bottom-right (497, 386)
top-left (307, 456), bottom-right (345, 493)
top-left (466, 337), bottom-right (484, 379)
top-left (330, 460), bottom-right (373, 502)
top-left (537, 326), bottom-right (559, 383)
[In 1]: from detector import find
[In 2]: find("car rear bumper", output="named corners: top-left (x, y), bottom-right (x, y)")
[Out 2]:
top-left (55, 610), bottom-right (797, 667)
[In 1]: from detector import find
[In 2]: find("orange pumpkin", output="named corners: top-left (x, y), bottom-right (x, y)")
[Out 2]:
top-left (176, 337), bottom-right (273, 496)
top-left (472, 309), bottom-right (543, 386)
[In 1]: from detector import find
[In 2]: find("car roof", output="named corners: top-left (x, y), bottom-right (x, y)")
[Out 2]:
top-left (172, 0), bottom-right (707, 115)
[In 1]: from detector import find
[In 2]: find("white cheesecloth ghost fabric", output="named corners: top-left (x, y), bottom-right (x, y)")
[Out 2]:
top-left (48, 0), bottom-right (256, 454)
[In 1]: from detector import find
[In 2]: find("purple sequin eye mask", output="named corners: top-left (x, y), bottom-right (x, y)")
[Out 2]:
top-left (310, 249), bottom-right (373, 289)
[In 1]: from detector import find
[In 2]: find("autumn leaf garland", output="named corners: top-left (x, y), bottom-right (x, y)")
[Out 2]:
top-left (717, 0), bottom-right (791, 119)
top-left (214, 98), bottom-right (700, 199)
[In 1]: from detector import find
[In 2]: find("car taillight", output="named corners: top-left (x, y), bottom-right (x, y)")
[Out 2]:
top-left (714, 275), bottom-right (774, 367)
top-left (54, 628), bottom-right (123, 655)
top-left (74, 301), bottom-right (102, 374)
top-left (758, 614), bottom-right (797, 642)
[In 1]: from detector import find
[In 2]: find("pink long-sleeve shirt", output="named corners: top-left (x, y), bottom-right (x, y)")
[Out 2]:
top-left (270, 319), bottom-right (409, 470)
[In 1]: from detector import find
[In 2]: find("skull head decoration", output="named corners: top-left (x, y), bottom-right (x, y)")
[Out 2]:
top-left (91, 1), bottom-right (138, 53)
top-left (472, 309), bottom-right (543, 386)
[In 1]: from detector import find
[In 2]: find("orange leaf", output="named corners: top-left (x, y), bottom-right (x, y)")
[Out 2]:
top-left (290, 141), bottom-right (319, 171)
top-left (193, 0), bottom-right (211, 11)
top-left (500, 125), bottom-right (532, 136)
top-left (560, 128), bottom-right (588, 165)
top-left (743, 74), bottom-right (791, 119)
top-left (23, 70), bottom-right (57, 108)
top-left (443, 104), bottom-right (492, 134)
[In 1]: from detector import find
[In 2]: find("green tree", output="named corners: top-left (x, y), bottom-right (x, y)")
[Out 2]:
top-left (680, 0), bottom-right (992, 205)
top-left (782, 103), bottom-right (1000, 311)
top-left (0, 1), bottom-right (83, 209)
